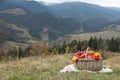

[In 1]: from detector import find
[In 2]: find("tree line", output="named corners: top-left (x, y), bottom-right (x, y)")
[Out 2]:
top-left (0, 37), bottom-right (120, 60)
top-left (49, 37), bottom-right (120, 54)
top-left (0, 41), bottom-right (48, 60)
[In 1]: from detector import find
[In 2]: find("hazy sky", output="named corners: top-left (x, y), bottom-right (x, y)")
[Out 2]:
top-left (34, 0), bottom-right (120, 8)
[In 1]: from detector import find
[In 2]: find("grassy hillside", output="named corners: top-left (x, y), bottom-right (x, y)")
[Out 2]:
top-left (0, 21), bottom-right (34, 44)
top-left (0, 8), bottom-right (27, 15)
top-left (0, 53), bottom-right (120, 80)
top-left (69, 30), bottom-right (120, 41)
top-left (0, 11), bottom-right (82, 40)
top-left (52, 30), bottom-right (120, 45)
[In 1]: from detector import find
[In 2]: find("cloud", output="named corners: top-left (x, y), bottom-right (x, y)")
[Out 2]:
top-left (35, 0), bottom-right (78, 3)
top-left (34, 0), bottom-right (120, 7)
top-left (82, 0), bottom-right (120, 7)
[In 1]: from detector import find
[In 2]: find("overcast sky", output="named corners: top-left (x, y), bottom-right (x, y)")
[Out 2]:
top-left (34, 0), bottom-right (120, 8)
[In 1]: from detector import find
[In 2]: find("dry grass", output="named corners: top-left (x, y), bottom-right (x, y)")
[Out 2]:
top-left (54, 30), bottom-right (120, 45)
top-left (69, 30), bottom-right (120, 41)
top-left (103, 51), bottom-right (120, 69)
top-left (104, 56), bottom-right (120, 69)
top-left (0, 53), bottom-right (120, 80)
top-left (0, 8), bottom-right (27, 15)
top-left (103, 51), bottom-right (120, 59)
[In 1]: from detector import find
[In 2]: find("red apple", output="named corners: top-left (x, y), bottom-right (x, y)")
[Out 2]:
top-left (93, 55), bottom-right (100, 60)
top-left (87, 55), bottom-right (93, 59)
top-left (80, 53), bottom-right (85, 58)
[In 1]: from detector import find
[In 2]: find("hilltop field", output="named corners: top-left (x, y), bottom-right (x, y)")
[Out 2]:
top-left (0, 52), bottom-right (120, 80)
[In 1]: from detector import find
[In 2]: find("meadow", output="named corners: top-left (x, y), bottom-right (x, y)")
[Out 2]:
top-left (0, 53), bottom-right (120, 80)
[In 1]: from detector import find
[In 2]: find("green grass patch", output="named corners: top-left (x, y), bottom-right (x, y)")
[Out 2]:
top-left (0, 54), bottom-right (120, 80)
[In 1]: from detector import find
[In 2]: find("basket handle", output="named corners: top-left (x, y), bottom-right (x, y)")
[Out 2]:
top-left (85, 47), bottom-right (90, 58)
top-left (85, 47), bottom-right (92, 58)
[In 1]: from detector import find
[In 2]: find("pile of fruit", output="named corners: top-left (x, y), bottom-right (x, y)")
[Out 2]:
top-left (72, 50), bottom-right (102, 63)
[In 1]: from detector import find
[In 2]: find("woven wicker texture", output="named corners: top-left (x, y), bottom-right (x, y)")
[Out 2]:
top-left (76, 58), bottom-right (103, 71)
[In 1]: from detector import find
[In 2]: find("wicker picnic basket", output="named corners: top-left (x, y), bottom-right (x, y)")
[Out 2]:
top-left (76, 58), bottom-right (103, 71)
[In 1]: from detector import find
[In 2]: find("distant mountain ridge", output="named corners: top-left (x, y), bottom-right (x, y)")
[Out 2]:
top-left (0, 0), bottom-right (50, 13)
top-left (0, 0), bottom-right (120, 46)
top-left (1, 1), bottom-right (120, 20)
top-left (108, 7), bottom-right (120, 12)
top-left (48, 1), bottom-right (120, 20)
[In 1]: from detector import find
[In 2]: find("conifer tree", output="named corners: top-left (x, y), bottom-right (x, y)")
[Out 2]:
top-left (81, 40), bottom-right (88, 50)
top-left (93, 37), bottom-right (98, 50)
top-left (77, 40), bottom-right (82, 50)
top-left (88, 36), bottom-right (94, 49)
top-left (98, 37), bottom-right (104, 50)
